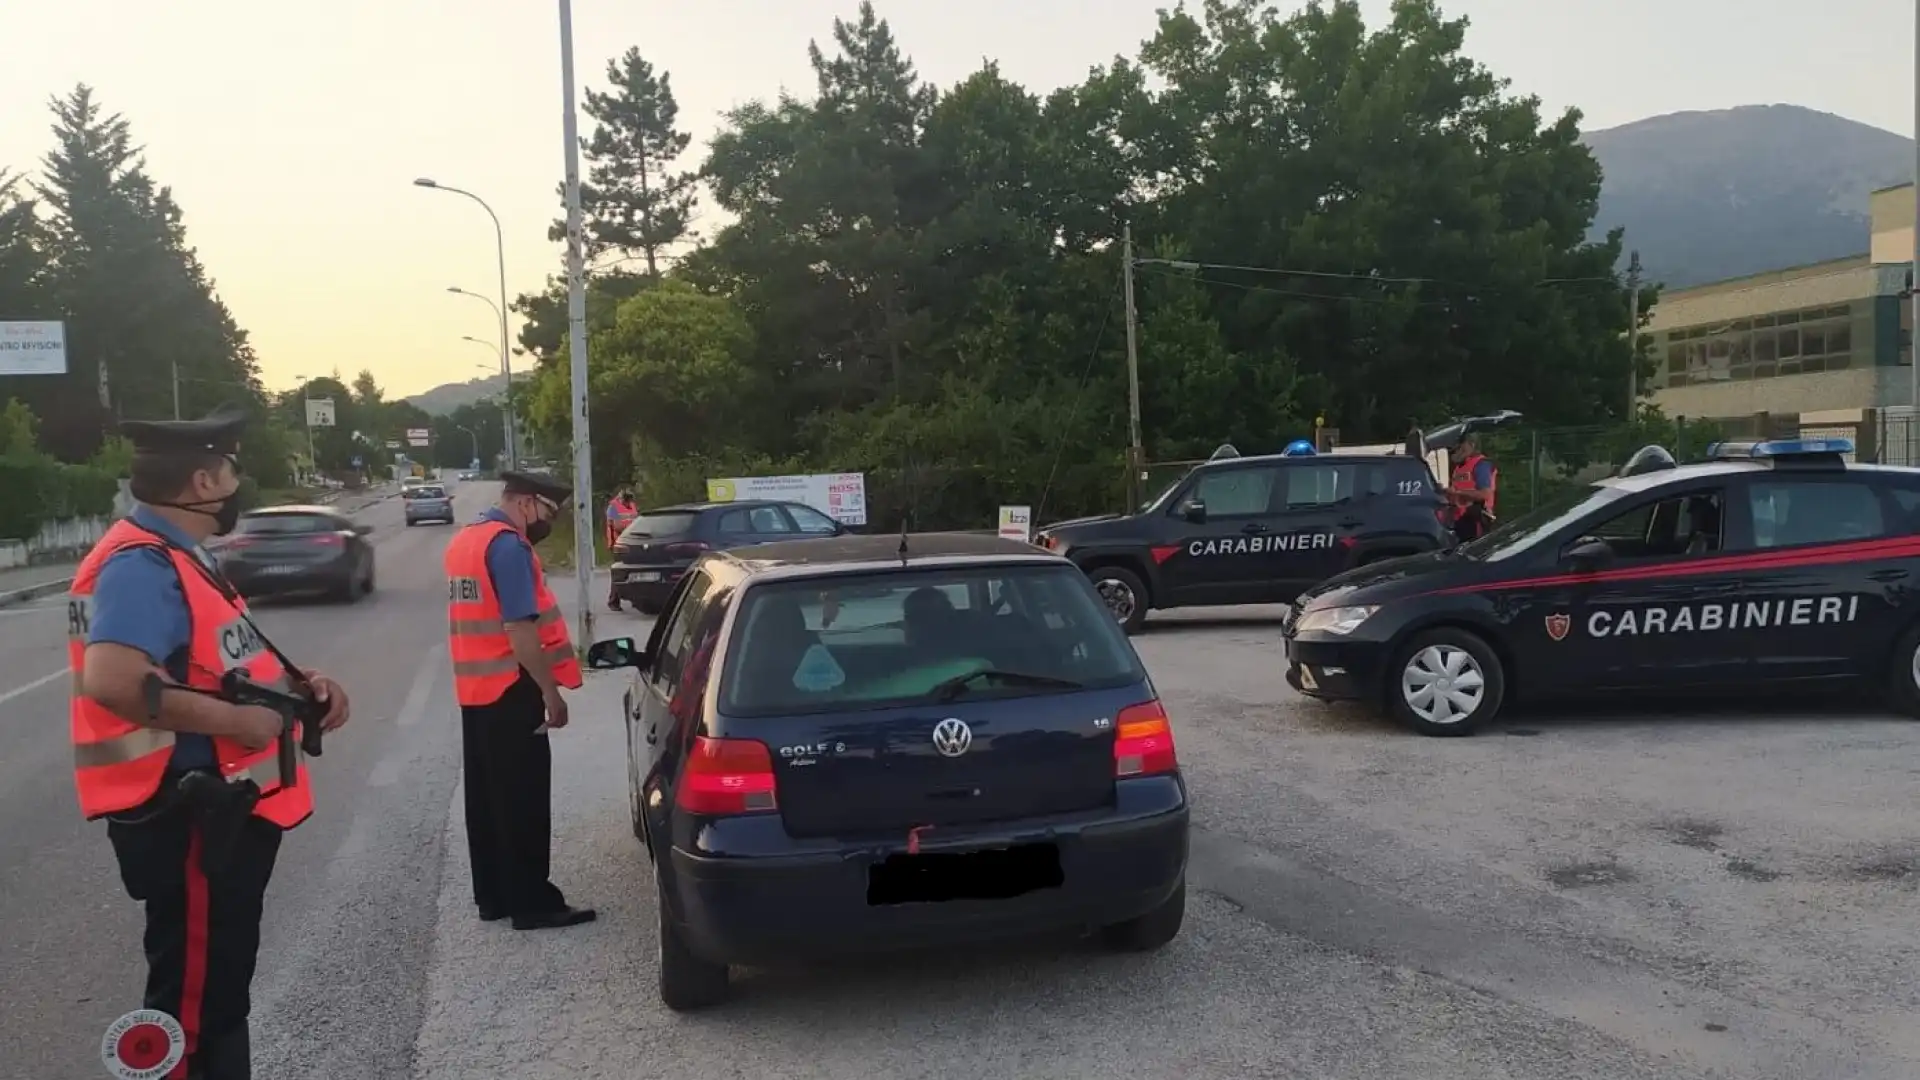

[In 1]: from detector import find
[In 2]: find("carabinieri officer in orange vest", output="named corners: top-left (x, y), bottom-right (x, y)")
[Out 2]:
top-left (70, 406), bottom-right (351, 1079)
top-left (443, 470), bottom-right (594, 930)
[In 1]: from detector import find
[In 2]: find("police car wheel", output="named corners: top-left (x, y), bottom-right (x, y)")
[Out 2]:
top-left (1386, 628), bottom-right (1505, 736)
top-left (1885, 622), bottom-right (1920, 717)
top-left (1088, 566), bottom-right (1148, 634)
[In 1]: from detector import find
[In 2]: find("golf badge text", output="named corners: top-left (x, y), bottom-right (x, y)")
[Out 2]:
top-left (101, 1009), bottom-right (184, 1080)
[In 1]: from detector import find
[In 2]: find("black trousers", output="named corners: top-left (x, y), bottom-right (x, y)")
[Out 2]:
top-left (107, 804), bottom-right (282, 1080)
top-left (461, 672), bottom-right (567, 917)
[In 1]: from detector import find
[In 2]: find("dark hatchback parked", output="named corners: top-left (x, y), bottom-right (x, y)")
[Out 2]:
top-left (213, 506), bottom-right (376, 602)
top-left (610, 499), bottom-right (848, 614)
top-left (586, 533), bottom-right (1190, 1010)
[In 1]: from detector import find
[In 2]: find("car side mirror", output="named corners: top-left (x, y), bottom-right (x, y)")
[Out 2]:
top-left (1180, 499), bottom-right (1207, 524)
top-left (1563, 536), bottom-right (1613, 568)
top-left (586, 636), bottom-right (649, 671)
top-left (353, 524), bottom-right (372, 536)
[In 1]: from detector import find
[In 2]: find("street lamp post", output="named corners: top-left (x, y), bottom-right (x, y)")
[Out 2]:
top-left (459, 336), bottom-right (516, 467)
top-left (558, 0), bottom-right (597, 646)
top-left (414, 178), bottom-right (519, 471)
top-left (448, 288), bottom-right (520, 470)
top-left (456, 424), bottom-right (480, 469)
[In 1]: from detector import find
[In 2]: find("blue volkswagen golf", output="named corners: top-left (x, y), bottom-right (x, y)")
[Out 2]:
top-left (587, 533), bottom-right (1190, 1010)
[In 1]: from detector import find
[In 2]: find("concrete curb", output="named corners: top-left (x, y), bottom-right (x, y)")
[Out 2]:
top-left (0, 576), bottom-right (73, 610)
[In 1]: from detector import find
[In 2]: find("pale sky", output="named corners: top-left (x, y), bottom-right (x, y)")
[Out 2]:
top-left (1, 0), bottom-right (1910, 398)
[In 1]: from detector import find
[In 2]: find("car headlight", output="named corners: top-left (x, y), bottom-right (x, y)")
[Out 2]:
top-left (1294, 604), bottom-right (1379, 636)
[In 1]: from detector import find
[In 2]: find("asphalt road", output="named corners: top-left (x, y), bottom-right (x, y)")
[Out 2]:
top-left (8, 508), bottom-right (1920, 1079)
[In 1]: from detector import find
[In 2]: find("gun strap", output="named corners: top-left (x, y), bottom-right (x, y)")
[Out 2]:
top-left (122, 521), bottom-right (318, 697)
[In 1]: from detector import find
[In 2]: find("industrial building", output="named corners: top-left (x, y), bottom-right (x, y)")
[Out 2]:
top-left (1644, 183), bottom-right (1914, 454)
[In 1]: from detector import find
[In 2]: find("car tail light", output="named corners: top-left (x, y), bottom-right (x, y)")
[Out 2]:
top-left (662, 541), bottom-right (710, 559)
top-left (676, 736), bottom-right (777, 815)
top-left (313, 534), bottom-right (344, 545)
top-left (1113, 700), bottom-right (1177, 778)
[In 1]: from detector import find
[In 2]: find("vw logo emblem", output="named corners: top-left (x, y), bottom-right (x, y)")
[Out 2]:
top-left (931, 717), bottom-right (972, 757)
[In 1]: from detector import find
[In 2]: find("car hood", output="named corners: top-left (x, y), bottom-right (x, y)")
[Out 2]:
top-left (1039, 512), bottom-right (1134, 538)
top-left (1295, 548), bottom-right (1468, 610)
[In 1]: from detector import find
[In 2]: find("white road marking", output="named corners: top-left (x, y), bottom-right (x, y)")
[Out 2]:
top-left (367, 645), bottom-right (446, 789)
top-left (0, 668), bottom-right (67, 707)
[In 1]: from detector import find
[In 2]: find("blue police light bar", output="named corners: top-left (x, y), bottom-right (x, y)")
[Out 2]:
top-left (1705, 437), bottom-right (1854, 460)
top-left (1282, 439), bottom-right (1317, 457)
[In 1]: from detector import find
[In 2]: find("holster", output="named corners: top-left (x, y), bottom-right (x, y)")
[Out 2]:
top-left (176, 770), bottom-right (261, 878)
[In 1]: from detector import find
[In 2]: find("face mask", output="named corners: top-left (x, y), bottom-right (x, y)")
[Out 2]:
top-left (525, 518), bottom-right (553, 545)
top-left (155, 486), bottom-right (243, 536)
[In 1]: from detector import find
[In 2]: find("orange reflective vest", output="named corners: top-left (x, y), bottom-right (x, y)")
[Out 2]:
top-left (68, 519), bottom-right (315, 827)
top-left (1450, 453), bottom-right (1497, 516)
top-left (444, 519), bottom-right (583, 706)
top-left (606, 498), bottom-right (638, 543)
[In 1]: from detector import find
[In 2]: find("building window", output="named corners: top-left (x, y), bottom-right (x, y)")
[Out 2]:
top-left (1657, 301), bottom-right (1861, 387)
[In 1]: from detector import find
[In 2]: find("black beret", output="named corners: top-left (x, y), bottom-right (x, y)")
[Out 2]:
top-left (499, 470), bottom-right (572, 504)
top-left (119, 405), bottom-right (248, 456)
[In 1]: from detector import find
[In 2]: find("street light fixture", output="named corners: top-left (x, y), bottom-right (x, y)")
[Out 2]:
top-left (414, 177), bottom-right (519, 470)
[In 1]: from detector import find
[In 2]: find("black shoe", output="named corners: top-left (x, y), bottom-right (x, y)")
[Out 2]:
top-left (608, 601), bottom-right (622, 612)
top-left (511, 905), bottom-right (597, 931)
top-left (478, 907), bottom-right (508, 923)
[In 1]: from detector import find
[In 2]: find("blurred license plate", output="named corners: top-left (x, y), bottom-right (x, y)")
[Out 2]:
top-left (630, 571), bottom-right (661, 582)
top-left (260, 565), bottom-right (300, 575)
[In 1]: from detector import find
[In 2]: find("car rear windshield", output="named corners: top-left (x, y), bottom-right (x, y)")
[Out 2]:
top-left (238, 513), bottom-right (337, 535)
top-left (623, 512), bottom-right (698, 539)
top-left (406, 486), bottom-right (446, 499)
top-left (719, 563), bottom-right (1145, 716)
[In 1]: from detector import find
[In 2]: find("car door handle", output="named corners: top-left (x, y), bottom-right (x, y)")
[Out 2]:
top-left (644, 727), bottom-right (658, 745)
top-left (1336, 517), bottom-right (1365, 528)
top-left (1241, 523), bottom-right (1268, 535)
top-left (1870, 568), bottom-right (1908, 583)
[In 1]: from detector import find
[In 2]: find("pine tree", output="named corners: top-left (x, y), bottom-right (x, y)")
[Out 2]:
top-left (564, 49), bottom-right (699, 275)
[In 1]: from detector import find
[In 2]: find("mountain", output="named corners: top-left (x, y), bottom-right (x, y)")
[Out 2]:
top-left (404, 374), bottom-right (508, 416)
top-left (1585, 105), bottom-right (1913, 288)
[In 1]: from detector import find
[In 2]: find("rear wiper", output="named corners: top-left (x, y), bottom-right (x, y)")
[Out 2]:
top-left (931, 668), bottom-right (1084, 702)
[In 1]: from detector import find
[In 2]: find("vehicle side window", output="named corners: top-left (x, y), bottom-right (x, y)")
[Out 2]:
top-left (1580, 489), bottom-right (1727, 559)
top-left (667, 585), bottom-right (732, 729)
top-left (718, 507), bottom-right (785, 534)
top-left (651, 571), bottom-right (715, 691)
top-left (1191, 465), bottom-right (1278, 516)
top-left (1276, 463), bottom-right (1382, 508)
top-left (785, 504), bottom-right (841, 534)
top-left (1748, 480), bottom-right (1884, 549)
top-left (1888, 487), bottom-right (1920, 530)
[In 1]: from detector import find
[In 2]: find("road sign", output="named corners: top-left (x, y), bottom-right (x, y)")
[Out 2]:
top-left (350, 456), bottom-right (363, 468)
top-left (305, 398), bottom-right (336, 427)
top-left (0, 320), bottom-right (66, 376)
top-left (384, 440), bottom-right (400, 449)
top-left (406, 427), bottom-right (431, 447)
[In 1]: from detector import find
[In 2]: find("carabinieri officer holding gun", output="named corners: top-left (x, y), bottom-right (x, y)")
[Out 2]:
top-left (68, 406), bottom-right (351, 1079)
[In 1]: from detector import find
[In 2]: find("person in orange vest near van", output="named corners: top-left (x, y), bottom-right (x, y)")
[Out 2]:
top-left (604, 488), bottom-right (639, 611)
top-left (71, 407), bottom-right (351, 1080)
top-left (444, 470), bottom-right (594, 931)
top-left (1447, 432), bottom-right (1499, 541)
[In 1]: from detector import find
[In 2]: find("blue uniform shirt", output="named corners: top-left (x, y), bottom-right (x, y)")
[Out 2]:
top-left (478, 508), bottom-right (540, 622)
top-left (1471, 459), bottom-right (1495, 490)
top-left (86, 505), bottom-right (218, 768)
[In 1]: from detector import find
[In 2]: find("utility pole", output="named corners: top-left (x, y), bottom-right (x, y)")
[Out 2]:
top-left (171, 360), bottom-right (181, 420)
top-left (1122, 223), bottom-right (1144, 510)
top-left (1625, 250), bottom-right (1641, 421)
top-left (558, 0), bottom-right (596, 648)
top-left (1911, 10), bottom-right (1919, 428)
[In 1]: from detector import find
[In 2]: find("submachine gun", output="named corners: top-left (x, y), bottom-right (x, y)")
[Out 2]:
top-left (141, 671), bottom-right (329, 874)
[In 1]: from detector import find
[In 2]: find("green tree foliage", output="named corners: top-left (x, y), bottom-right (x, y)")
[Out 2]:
top-left (429, 400), bottom-right (506, 469)
top-left (0, 85), bottom-right (279, 490)
top-left (572, 48), bottom-right (699, 275)
top-left (521, 1), bottom-right (1648, 527)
